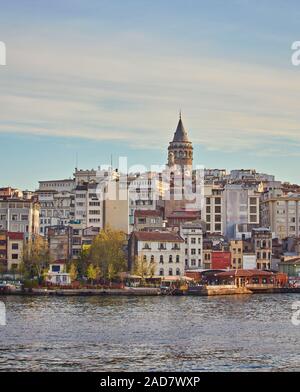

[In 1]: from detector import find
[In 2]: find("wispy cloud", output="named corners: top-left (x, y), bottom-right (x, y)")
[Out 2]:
top-left (1, 5), bottom-right (300, 155)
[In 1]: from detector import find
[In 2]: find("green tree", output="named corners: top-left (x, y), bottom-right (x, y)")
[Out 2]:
top-left (22, 236), bottom-right (51, 279)
top-left (89, 226), bottom-right (127, 282)
top-left (86, 264), bottom-right (97, 284)
top-left (68, 262), bottom-right (78, 282)
top-left (76, 247), bottom-right (90, 278)
top-left (133, 255), bottom-right (156, 284)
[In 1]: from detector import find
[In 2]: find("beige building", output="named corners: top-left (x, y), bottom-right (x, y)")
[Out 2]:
top-left (7, 232), bottom-right (24, 271)
top-left (202, 185), bottom-right (224, 235)
top-left (230, 240), bottom-right (243, 269)
top-left (103, 179), bottom-right (129, 234)
top-left (0, 198), bottom-right (40, 239)
top-left (260, 189), bottom-right (300, 240)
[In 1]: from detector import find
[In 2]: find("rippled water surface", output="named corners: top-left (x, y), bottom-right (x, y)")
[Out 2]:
top-left (0, 294), bottom-right (300, 371)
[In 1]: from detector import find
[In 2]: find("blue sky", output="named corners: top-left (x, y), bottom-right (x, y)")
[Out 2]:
top-left (0, 0), bottom-right (300, 189)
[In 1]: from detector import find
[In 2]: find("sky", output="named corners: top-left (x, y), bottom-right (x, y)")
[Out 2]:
top-left (0, 0), bottom-right (300, 189)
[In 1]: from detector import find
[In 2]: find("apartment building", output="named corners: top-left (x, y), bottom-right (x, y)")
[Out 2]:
top-left (0, 230), bottom-right (24, 271)
top-left (7, 232), bottom-right (24, 270)
top-left (180, 221), bottom-right (203, 270)
top-left (252, 228), bottom-right (272, 270)
top-left (230, 239), bottom-right (243, 269)
top-left (0, 198), bottom-right (40, 239)
top-left (202, 185), bottom-right (224, 235)
top-left (223, 184), bottom-right (260, 239)
top-left (74, 182), bottom-right (103, 230)
top-left (260, 188), bottom-right (300, 239)
top-left (37, 179), bottom-right (75, 235)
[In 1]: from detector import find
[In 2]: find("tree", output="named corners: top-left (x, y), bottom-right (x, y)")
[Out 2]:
top-left (88, 226), bottom-right (127, 282)
top-left (87, 264), bottom-right (98, 284)
top-left (76, 247), bottom-right (90, 278)
top-left (86, 264), bottom-right (95, 283)
top-left (22, 236), bottom-right (51, 279)
top-left (133, 255), bottom-right (156, 284)
top-left (68, 262), bottom-right (78, 282)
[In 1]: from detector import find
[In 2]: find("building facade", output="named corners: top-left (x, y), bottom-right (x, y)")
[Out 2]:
top-left (128, 231), bottom-right (185, 277)
top-left (180, 221), bottom-right (203, 270)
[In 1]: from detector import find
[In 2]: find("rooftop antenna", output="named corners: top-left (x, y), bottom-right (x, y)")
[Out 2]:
top-left (75, 152), bottom-right (79, 170)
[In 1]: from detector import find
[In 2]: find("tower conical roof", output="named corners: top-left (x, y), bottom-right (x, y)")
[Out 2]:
top-left (172, 117), bottom-right (189, 142)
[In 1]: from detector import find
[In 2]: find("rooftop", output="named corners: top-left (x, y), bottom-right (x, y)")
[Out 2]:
top-left (133, 231), bottom-right (184, 242)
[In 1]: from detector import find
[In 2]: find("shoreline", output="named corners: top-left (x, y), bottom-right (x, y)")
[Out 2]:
top-left (1, 286), bottom-right (300, 297)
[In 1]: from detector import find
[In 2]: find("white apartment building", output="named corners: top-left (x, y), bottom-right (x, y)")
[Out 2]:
top-left (223, 184), bottom-right (260, 239)
top-left (180, 221), bottom-right (203, 270)
top-left (74, 182), bottom-right (103, 230)
top-left (260, 189), bottom-right (300, 240)
top-left (128, 231), bottom-right (185, 277)
top-left (128, 172), bottom-right (165, 231)
top-left (37, 179), bottom-right (75, 235)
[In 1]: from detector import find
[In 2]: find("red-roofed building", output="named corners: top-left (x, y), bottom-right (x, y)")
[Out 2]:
top-left (128, 230), bottom-right (185, 277)
top-left (166, 210), bottom-right (201, 228)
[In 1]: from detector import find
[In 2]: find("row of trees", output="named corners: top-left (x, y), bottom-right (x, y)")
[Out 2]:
top-left (11, 226), bottom-right (158, 285)
top-left (18, 227), bottom-right (128, 284)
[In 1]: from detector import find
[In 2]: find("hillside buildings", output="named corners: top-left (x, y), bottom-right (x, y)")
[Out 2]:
top-left (2, 114), bottom-right (300, 278)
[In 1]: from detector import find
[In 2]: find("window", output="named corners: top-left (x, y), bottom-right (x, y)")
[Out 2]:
top-left (12, 254), bottom-right (19, 260)
top-left (250, 197), bottom-right (257, 205)
top-left (169, 268), bottom-right (173, 276)
top-left (143, 255), bottom-right (147, 262)
top-left (11, 243), bottom-right (19, 250)
top-left (159, 255), bottom-right (164, 264)
top-left (159, 268), bottom-right (164, 276)
top-left (215, 214), bottom-right (221, 222)
top-left (176, 255), bottom-right (180, 263)
top-left (215, 224), bottom-right (221, 231)
top-left (206, 215), bottom-right (211, 222)
top-left (250, 206), bottom-right (257, 214)
top-left (12, 214), bottom-right (18, 221)
top-left (191, 238), bottom-right (196, 244)
top-left (215, 197), bottom-right (221, 205)
top-left (206, 206), bottom-right (211, 213)
top-left (206, 197), bottom-right (211, 205)
top-left (176, 268), bottom-right (180, 276)
top-left (150, 255), bottom-right (154, 263)
top-left (169, 255), bottom-right (173, 263)
top-left (191, 249), bottom-right (196, 255)
top-left (215, 206), bottom-right (221, 213)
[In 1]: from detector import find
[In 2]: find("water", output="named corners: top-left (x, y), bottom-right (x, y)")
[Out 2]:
top-left (0, 294), bottom-right (299, 371)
